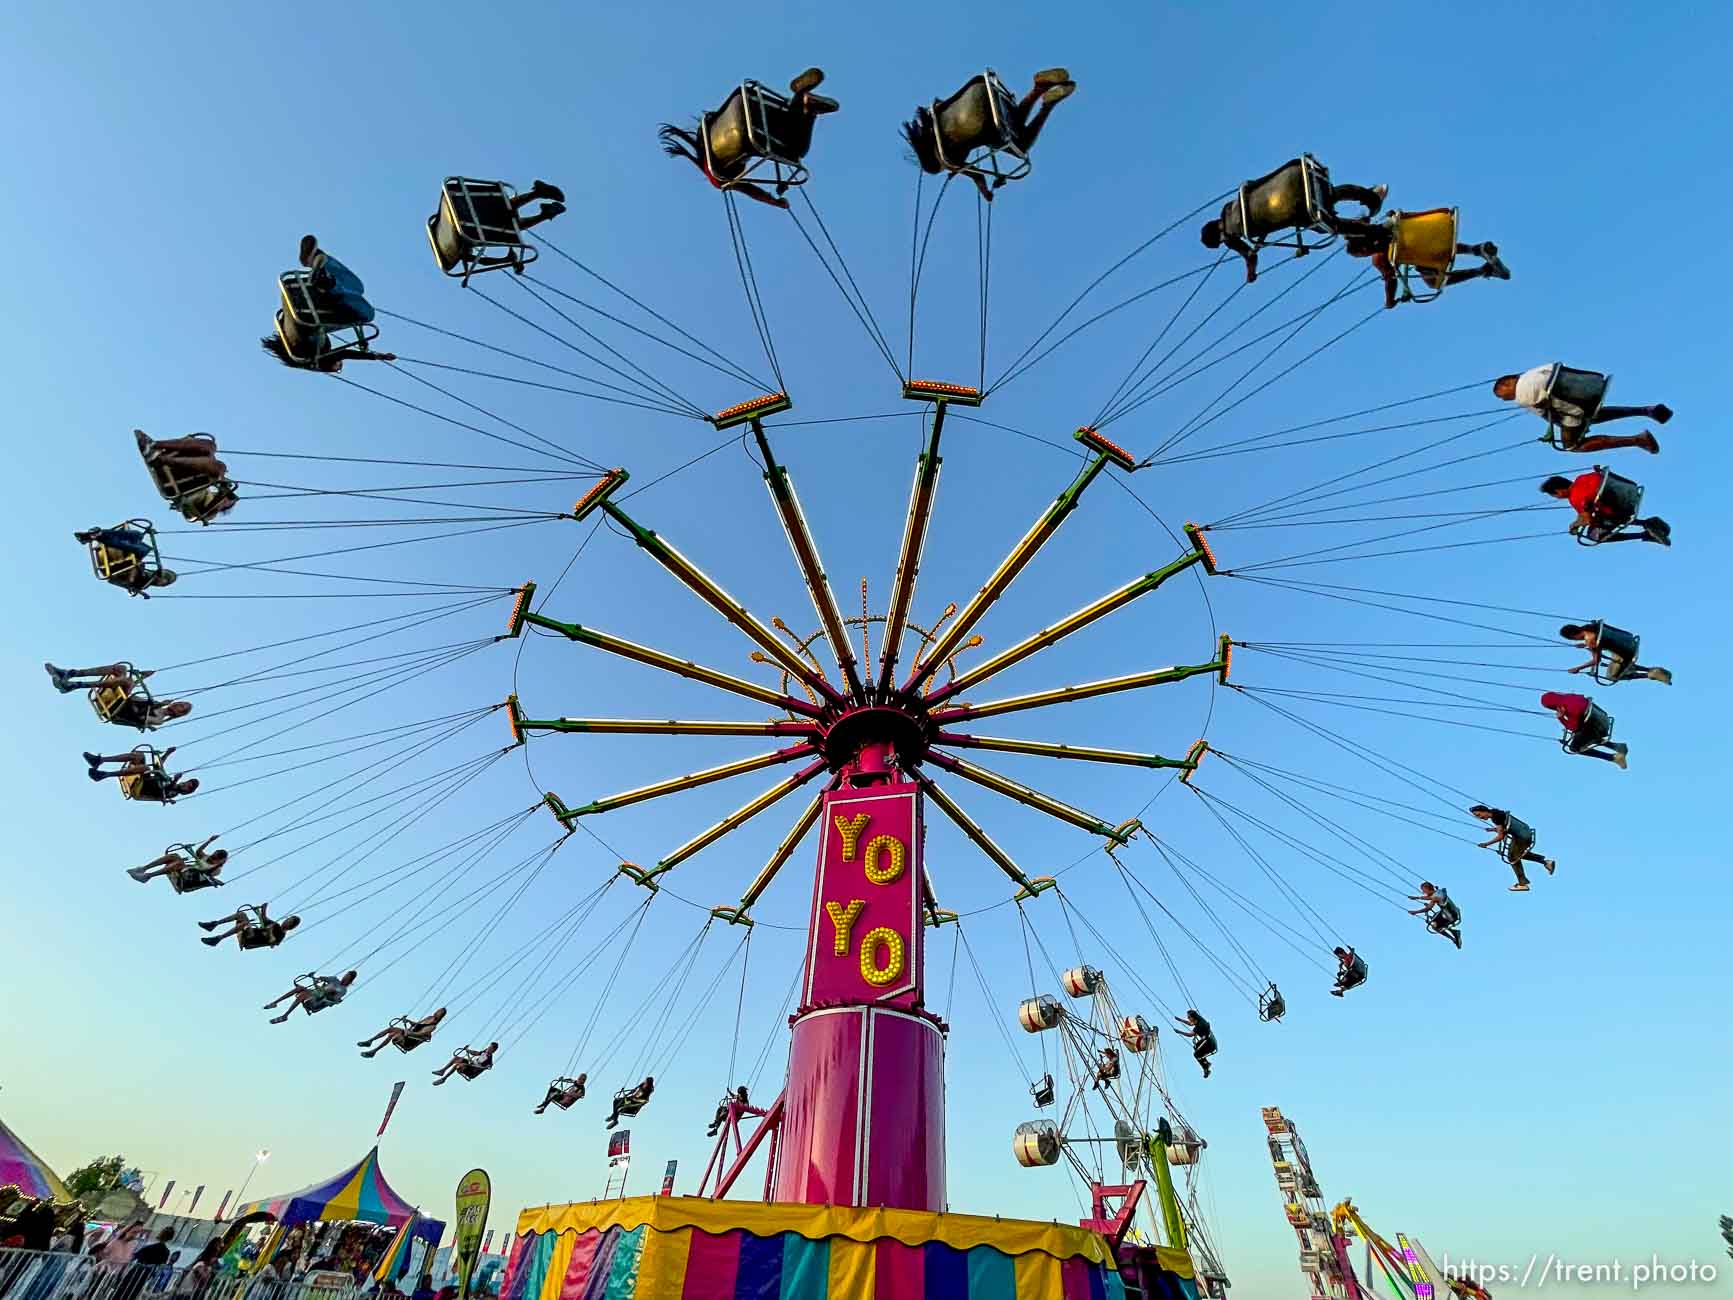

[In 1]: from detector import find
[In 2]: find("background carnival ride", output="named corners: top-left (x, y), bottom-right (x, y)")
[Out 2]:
top-left (48, 52), bottom-right (1688, 1299)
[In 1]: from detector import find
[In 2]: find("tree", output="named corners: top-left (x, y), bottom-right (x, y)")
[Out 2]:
top-left (62, 1155), bottom-right (126, 1202)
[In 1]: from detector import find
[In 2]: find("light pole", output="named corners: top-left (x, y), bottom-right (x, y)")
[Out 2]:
top-left (233, 1149), bottom-right (271, 1212)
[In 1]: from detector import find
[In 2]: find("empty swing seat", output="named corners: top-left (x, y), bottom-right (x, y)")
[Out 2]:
top-left (924, 70), bottom-right (1030, 185)
top-left (1258, 984), bottom-right (1286, 1022)
top-left (429, 178), bottom-right (538, 281)
top-left (1061, 964), bottom-right (1102, 998)
top-left (1030, 1072), bottom-right (1055, 1107)
top-left (703, 82), bottom-right (814, 191)
top-left (1013, 1119), bottom-right (1062, 1168)
top-left (1236, 155), bottom-right (1335, 250)
top-left (1541, 365), bottom-right (1611, 447)
top-left (1018, 994), bottom-right (1062, 1033)
top-left (1388, 208), bottom-right (1459, 301)
top-left (1590, 621), bottom-right (1641, 683)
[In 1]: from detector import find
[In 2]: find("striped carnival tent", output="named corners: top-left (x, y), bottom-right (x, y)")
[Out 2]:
top-left (235, 1145), bottom-right (421, 1229)
top-left (501, 1197), bottom-right (1199, 1300)
top-left (0, 1114), bottom-right (70, 1201)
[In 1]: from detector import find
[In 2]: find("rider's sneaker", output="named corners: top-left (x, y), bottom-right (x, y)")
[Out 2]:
top-left (789, 67), bottom-right (825, 95)
top-left (1033, 68), bottom-right (1071, 86)
top-left (1041, 80), bottom-right (1077, 105)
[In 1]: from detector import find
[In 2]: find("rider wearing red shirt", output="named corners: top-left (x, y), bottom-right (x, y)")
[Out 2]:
top-left (1539, 472), bottom-right (1670, 545)
top-left (1540, 691), bottom-right (1628, 768)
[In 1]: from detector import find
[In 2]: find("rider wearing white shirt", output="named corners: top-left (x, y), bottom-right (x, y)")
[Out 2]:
top-left (1493, 363), bottom-right (1671, 454)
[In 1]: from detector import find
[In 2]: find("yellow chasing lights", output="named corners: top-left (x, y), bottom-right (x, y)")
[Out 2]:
top-left (505, 694), bottom-right (524, 745)
top-left (572, 469), bottom-right (629, 521)
top-left (1180, 739), bottom-right (1210, 786)
top-left (860, 927), bottom-right (907, 985)
top-left (902, 380), bottom-right (984, 406)
top-left (505, 581), bottom-right (536, 637)
top-left (1074, 426), bottom-right (1137, 472)
top-left (1218, 634), bottom-right (1234, 684)
top-left (710, 391), bottom-right (792, 429)
top-left (1184, 522), bottom-right (1218, 574)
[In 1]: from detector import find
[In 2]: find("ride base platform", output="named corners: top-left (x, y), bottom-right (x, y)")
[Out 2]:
top-left (504, 1196), bottom-right (1202, 1298)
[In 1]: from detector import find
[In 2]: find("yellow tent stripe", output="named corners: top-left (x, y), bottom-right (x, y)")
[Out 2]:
top-left (514, 1196), bottom-right (1112, 1266)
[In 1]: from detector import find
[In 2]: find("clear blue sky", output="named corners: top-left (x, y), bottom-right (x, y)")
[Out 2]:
top-left (3, 5), bottom-right (1729, 1297)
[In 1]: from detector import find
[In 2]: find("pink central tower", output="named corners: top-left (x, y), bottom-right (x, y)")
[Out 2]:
top-left (773, 748), bottom-right (946, 1210)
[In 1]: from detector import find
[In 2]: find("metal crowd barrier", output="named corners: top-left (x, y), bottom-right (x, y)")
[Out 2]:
top-left (0, 1249), bottom-right (353, 1300)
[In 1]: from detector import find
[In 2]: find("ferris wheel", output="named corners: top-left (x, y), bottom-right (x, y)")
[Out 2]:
top-left (59, 59), bottom-right (1681, 1290)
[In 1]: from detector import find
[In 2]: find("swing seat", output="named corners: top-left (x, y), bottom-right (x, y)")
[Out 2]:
top-left (1193, 1031), bottom-right (1219, 1059)
top-left (1030, 1072), bottom-right (1055, 1107)
top-left (169, 866), bottom-right (222, 894)
top-left (275, 271), bottom-right (381, 366)
top-left (1258, 984), bottom-right (1286, 1022)
top-left (1235, 155), bottom-right (1335, 252)
top-left (1012, 1119), bottom-right (1062, 1168)
top-left (1017, 994), bottom-right (1062, 1033)
top-left (1589, 621), bottom-right (1641, 684)
top-left (923, 70), bottom-right (1031, 187)
top-left (1501, 816), bottom-right (1536, 863)
top-left (1428, 900), bottom-right (1461, 929)
top-left (1060, 964), bottom-right (1102, 998)
top-left (118, 747), bottom-right (174, 802)
top-left (1336, 961), bottom-right (1368, 992)
top-left (1578, 469), bottom-right (1644, 544)
top-left (1541, 365), bottom-right (1611, 447)
top-left (1095, 1055), bottom-right (1121, 1083)
top-left (138, 432), bottom-right (236, 524)
top-left (702, 82), bottom-right (815, 193)
top-left (89, 667), bottom-right (146, 724)
top-left (428, 178), bottom-right (539, 283)
top-left (1119, 1014), bottom-right (1154, 1052)
top-left (88, 520), bottom-right (162, 592)
top-left (1564, 701), bottom-right (1614, 752)
top-left (612, 1089), bottom-right (648, 1117)
top-left (1388, 207), bottom-right (1458, 303)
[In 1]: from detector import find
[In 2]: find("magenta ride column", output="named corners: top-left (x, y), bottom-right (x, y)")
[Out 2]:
top-left (771, 778), bottom-right (947, 1210)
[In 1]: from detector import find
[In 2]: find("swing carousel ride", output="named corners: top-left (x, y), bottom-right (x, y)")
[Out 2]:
top-left (59, 62), bottom-right (1679, 1298)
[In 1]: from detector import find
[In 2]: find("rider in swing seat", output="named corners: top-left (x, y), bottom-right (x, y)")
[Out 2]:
top-left (134, 431), bottom-right (240, 522)
top-left (1559, 621), bottom-right (1671, 686)
top-left (429, 178), bottom-right (565, 278)
top-left (1468, 805), bottom-right (1554, 890)
top-left (432, 1041), bottom-right (498, 1085)
top-left (1200, 155), bottom-right (1387, 282)
top-left (48, 661), bottom-right (189, 730)
top-left (1330, 946), bottom-right (1369, 995)
top-left (1493, 364), bottom-right (1670, 455)
top-left (264, 969), bottom-right (356, 1024)
top-left (903, 68), bottom-right (1076, 202)
top-left (535, 1074), bottom-right (589, 1115)
top-left (1541, 690), bottom-right (1628, 768)
top-left (1539, 470), bottom-right (1670, 546)
top-left (261, 236), bottom-right (397, 370)
top-left (705, 1085), bottom-right (749, 1135)
top-left (198, 903), bottom-right (300, 949)
top-left (1408, 881), bottom-right (1462, 948)
top-left (606, 1075), bottom-right (654, 1128)
top-left (84, 747), bottom-right (198, 801)
top-left (129, 835), bottom-right (228, 888)
top-left (357, 1007), bottom-right (446, 1057)
top-left (76, 524), bottom-right (177, 596)
top-left (659, 68), bottom-right (839, 209)
top-left (1337, 207), bottom-right (1508, 308)
top-left (1173, 1010), bottom-right (1217, 1078)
